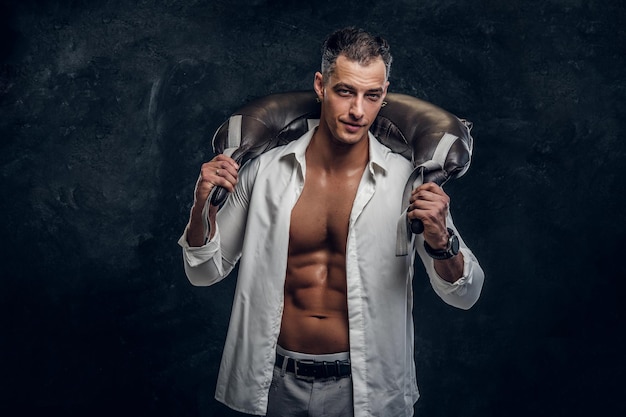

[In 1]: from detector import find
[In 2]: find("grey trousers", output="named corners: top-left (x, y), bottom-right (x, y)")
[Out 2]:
top-left (265, 346), bottom-right (354, 417)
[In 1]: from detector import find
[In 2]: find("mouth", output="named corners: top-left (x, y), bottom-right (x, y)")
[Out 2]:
top-left (341, 121), bottom-right (364, 133)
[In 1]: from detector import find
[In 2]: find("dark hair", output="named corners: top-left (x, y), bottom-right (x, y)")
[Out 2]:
top-left (321, 27), bottom-right (392, 83)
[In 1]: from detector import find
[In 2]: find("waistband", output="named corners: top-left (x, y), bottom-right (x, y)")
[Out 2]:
top-left (276, 345), bottom-right (350, 362)
top-left (275, 345), bottom-right (351, 380)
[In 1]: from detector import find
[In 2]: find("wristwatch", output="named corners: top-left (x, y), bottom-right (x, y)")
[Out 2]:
top-left (424, 228), bottom-right (460, 260)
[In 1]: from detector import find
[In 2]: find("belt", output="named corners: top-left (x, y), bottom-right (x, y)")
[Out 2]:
top-left (275, 352), bottom-right (351, 380)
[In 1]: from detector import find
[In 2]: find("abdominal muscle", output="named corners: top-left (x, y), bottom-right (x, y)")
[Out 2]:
top-left (277, 249), bottom-right (350, 354)
top-left (278, 144), bottom-right (364, 354)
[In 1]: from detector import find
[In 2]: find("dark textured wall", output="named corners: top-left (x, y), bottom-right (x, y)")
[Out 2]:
top-left (2, 0), bottom-right (625, 416)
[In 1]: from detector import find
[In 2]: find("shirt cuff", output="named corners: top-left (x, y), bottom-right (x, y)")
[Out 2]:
top-left (429, 247), bottom-right (473, 295)
top-left (178, 224), bottom-right (221, 267)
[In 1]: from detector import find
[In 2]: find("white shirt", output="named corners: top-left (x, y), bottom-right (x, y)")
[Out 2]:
top-left (178, 128), bottom-right (484, 416)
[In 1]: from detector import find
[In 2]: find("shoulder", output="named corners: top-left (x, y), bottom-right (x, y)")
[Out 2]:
top-left (237, 133), bottom-right (306, 184)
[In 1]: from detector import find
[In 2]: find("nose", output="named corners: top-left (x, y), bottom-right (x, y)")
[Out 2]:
top-left (349, 96), bottom-right (365, 120)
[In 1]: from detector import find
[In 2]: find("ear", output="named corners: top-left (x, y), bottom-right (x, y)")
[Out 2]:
top-left (382, 80), bottom-right (390, 101)
top-left (314, 72), bottom-right (324, 101)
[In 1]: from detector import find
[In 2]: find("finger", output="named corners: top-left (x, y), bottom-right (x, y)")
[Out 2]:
top-left (410, 182), bottom-right (444, 202)
top-left (213, 154), bottom-right (240, 171)
top-left (200, 167), bottom-right (235, 193)
top-left (408, 195), bottom-right (450, 224)
top-left (213, 166), bottom-right (238, 192)
top-left (408, 203), bottom-right (439, 223)
top-left (412, 185), bottom-right (450, 207)
top-left (407, 206), bottom-right (448, 243)
top-left (414, 196), bottom-right (449, 215)
top-left (417, 182), bottom-right (446, 196)
top-left (211, 167), bottom-right (238, 192)
top-left (410, 189), bottom-right (445, 205)
top-left (212, 157), bottom-right (240, 180)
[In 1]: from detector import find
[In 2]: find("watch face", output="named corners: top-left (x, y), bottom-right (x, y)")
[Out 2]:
top-left (450, 235), bottom-right (460, 255)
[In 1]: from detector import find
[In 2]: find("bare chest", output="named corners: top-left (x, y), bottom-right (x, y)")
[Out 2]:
top-left (289, 169), bottom-right (363, 255)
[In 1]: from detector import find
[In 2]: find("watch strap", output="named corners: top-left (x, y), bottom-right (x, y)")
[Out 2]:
top-left (424, 228), bottom-right (458, 260)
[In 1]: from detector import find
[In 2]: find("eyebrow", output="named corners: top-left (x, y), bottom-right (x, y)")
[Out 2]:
top-left (332, 83), bottom-right (384, 94)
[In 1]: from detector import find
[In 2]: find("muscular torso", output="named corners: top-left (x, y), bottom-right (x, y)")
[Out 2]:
top-left (278, 162), bottom-right (364, 354)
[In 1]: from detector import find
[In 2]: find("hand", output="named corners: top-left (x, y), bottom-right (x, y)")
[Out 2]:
top-left (193, 154), bottom-right (239, 208)
top-left (408, 182), bottom-right (450, 250)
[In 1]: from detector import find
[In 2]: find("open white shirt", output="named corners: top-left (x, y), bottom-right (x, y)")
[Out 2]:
top-left (178, 128), bottom-right (484, 416)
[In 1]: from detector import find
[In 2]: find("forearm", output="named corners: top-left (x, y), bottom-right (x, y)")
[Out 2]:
top-left (178, 217), bottom-right (235, 287)
top-left (186, 202), bottom-right (218, 247)
top-left (179, 155), bottom-right (252, 285)
top-left (186, 153), bottom-right (240, 247)
top-left (179, 178), bottom-right (248, 285)
top-left (425, 247), bottom-right (484, 310)
top-left (415, 220), bottom-right (484, 309)
top-left (434, 252), bottom-right (465, 283)
top-left (182, 239), bottom-right (235, 287)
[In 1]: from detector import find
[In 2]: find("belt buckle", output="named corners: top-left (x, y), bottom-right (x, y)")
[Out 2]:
top-left (293, 359), bottom-right (316, 381)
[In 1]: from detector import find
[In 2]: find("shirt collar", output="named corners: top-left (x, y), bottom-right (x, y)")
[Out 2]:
top-left (366, 130), bottom-right (390, 175)
top-left (281, 128), bottom-right (390, 176)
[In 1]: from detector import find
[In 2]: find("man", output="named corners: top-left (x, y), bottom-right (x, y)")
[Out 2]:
top-left (178, 27), bottom-right (484, 417)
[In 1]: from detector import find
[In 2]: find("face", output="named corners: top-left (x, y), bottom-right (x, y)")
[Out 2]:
top-left (314, 54), bottom-right (389, 146)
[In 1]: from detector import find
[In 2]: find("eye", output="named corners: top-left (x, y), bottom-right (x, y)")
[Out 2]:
top-left (337, 89), bottom-right (352, 97)
top-left (367, 93), bottom-right (382, 101)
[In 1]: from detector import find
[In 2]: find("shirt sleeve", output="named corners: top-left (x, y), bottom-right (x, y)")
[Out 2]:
top-left (415, 212), bottom-right (485, 310)
top-left (177, 158), bottom-right (259, 286)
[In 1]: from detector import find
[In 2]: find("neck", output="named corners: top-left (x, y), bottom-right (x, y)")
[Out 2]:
top-left (307, 125), bottom-right (370, 173)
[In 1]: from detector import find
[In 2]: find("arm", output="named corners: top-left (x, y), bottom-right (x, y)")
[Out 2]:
top-left (177, 154), bottom-right (251, 286)
top-left (408, 183), bottom-right (484, 309)
top-left (186, 154), bottom-right (239, 247)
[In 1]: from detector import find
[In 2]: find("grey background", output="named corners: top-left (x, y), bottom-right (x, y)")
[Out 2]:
top-left (1, 0), bottom-right (624, 415)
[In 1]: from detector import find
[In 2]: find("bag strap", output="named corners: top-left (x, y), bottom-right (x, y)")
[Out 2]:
top-left (395, 133), bottom-right (460, 256)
